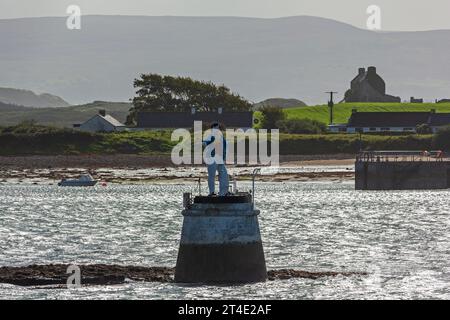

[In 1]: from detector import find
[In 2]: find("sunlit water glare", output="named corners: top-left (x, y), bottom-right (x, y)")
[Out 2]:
top-left (0, 181), bottom-right (449, 299)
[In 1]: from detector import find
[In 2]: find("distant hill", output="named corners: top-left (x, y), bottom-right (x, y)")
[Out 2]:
top-left (0, 101), bottom-right (131, 127)
top-left (0, 100), bottom-right (26, 112)
top-left (2, 16), bottom-right (450, 104)
top-left (254, 98), bottom-right (306, 109)
top-left (0, 87), bottom-right (70, 108)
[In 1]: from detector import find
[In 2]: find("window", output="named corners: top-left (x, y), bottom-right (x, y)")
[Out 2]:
top-left (381, 127), bottom-right (390, 131)
top-left (403, 128), bottom-right (414, 131)
top-left (370, 127), bottom-right (377, 131)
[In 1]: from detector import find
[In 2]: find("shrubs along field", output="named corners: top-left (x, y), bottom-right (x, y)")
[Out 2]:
top-left (1, 122), bottom-right (446, 156)
top-left (0, 123), bottom-right (174, 155)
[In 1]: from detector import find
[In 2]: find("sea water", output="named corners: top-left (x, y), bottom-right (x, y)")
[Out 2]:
top-left (0, 181), bottom-right (449, 299)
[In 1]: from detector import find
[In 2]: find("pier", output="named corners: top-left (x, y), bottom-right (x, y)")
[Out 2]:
top-left (355, 151), bottom-right (450, 190)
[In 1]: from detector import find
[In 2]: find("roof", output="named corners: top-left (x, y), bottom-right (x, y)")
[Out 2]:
top-left (137, 111), bottom-right (253, 128)
top-left (99, 114), bottom-right (125, 127)
top-left (347, 112), bottom-right (430, 127)
top-left (429, 113), bottom-right (450, 127)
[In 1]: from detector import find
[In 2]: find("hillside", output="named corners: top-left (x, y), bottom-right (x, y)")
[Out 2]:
top-left (285, 103), bottom-right (450, 124)
top-left (1, 16), bottom-right (450, 104)
top-left (0, 101), bottom-right (131, 127)
top-left (254, 98), bottom-right (307, 109)
top-left (0, 87), bottom-right (69, 108)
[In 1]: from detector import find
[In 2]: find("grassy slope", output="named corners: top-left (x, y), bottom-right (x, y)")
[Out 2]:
top-left (0, 126), bottom-right (175, 155)
top-left (0, 101), bottom-right (132, 127)
top-left (0, 125), bottom-right (438, 156)
top-left (253, 98), bottom-right (307, 109)
top-left (285, 103), bottom-right (450, 124)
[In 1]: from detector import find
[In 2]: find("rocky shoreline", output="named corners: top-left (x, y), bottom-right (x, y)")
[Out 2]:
top-left (0, 154), bottom-right (355, 170)
top-left (0, 168), bottom-right (354, 184)
top-left (0, 264), bottom-right (366, 287)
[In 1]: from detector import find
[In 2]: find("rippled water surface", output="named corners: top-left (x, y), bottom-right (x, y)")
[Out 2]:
top-left (1, 181), bottom-right (449, 299)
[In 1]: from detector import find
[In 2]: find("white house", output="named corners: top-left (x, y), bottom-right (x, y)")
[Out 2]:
top-left (74, 110), bottom-right (126, 132)
top-left (328, 124), bottom-right (348, 133)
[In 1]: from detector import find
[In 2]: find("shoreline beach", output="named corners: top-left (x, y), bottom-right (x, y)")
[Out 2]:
top-left (0, 154), bottom-right (355, 169)
top-left (0, 154), bottom-right (355, 184)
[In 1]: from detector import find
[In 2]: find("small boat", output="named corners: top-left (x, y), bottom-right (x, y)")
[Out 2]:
top-left (58, 174), bottom-right (98, 187)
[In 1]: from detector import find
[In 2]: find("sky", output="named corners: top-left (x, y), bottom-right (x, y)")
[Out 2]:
top-left (1, 0), bottom-right (450, 31)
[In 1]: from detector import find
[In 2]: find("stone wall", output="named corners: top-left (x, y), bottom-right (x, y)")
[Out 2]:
top-left (355, 161), bottom-right (450, 190)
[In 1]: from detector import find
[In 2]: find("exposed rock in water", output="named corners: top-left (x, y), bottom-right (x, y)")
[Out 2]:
top-left (0, 264), bottom-right (365, 288)
top-left (0, 264), bottom-right (174, 287)
top-left (267, 269), bottom-right (366, 281)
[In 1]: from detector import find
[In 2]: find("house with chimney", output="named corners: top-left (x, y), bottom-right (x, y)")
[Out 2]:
top-left (73, 110), bottom-right (126, 132)
top-left (344, 67), bottom-right (401, 103)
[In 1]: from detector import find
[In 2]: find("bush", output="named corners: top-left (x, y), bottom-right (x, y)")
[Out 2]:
top-left (276, 119), bottom-right (327, 134)
top-left (260, 106), bottom-right (285, 129)
top-left (0, 123), bottom-right (436, 156)
top-left (432, 125), bottom-right (450, 151)
top-left (0, 121), bottom-right (102, 155)
top-left (278, 134), bottom-right (432, 155)
top-left (416, 123), bottom-right (432, 134)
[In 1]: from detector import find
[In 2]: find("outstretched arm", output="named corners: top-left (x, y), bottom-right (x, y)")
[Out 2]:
top-left (202, 135), bottom-right (215, 147)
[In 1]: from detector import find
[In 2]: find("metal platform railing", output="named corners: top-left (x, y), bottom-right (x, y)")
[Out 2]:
top-left (356, 150), bottom-right (448, 162)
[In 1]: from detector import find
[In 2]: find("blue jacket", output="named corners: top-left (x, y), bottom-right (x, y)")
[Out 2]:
top-left (203, 135), bottom-right (227, 162)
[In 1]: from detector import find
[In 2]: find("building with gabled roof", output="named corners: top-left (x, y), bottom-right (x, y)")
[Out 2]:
top-left (73, 110), bottom-right (126, 132)
top-left (429, 113), bottom-right (450, 130)
top-left (136, 109), bottom-right (254, 129)
top-left (344, 67), bottom-right (401, 103)
top-left (346, 111), bottom-right (429, 132)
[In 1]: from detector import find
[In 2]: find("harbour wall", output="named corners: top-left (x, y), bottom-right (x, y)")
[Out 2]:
top-left (355, 161), bottom-right (450, 190)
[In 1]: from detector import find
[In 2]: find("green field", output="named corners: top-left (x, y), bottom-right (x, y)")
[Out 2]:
top-left (284, 102), bottom-right (450, 124)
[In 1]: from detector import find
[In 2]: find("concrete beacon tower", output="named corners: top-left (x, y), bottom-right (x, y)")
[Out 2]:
top-left (175, 193), bottom-right (267, 284)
